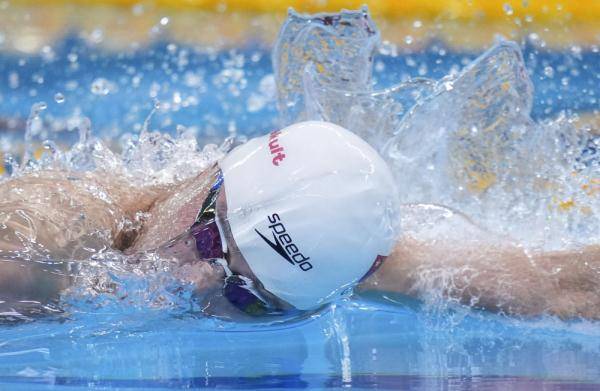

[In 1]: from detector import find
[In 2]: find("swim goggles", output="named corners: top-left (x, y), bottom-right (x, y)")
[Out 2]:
top-left (190, 168), bottom-right (273, 316)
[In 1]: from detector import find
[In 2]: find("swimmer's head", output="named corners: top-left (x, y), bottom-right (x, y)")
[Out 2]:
top-left (219, 121), bottom-right (399, 310)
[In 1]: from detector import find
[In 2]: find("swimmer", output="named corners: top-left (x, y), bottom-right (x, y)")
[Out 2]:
top-left (0, 121), bottom-right (598, 320)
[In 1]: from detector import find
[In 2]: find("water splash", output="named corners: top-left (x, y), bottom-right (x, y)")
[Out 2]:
top-left (303, 64), bottom-right (434, 151)
top-left (382, 41), bottom-right (598, 249)
top-left (0, 100), bottom-right (236, 322)
top-left (273, 6), bottom-right (380, 125)
top-left (21, 101), bottom-right (47, 169)
top-left (275, 15), bottom-right (598, 250)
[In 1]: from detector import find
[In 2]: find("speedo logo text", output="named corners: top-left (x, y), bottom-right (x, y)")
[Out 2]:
top-left (255, 213), bottom-right (313, 271)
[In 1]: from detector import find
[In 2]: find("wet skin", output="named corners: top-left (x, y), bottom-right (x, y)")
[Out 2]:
top-left (0, 167), bottom-right (598, 319)
top-left (0, 165), bottom-right (282, 317)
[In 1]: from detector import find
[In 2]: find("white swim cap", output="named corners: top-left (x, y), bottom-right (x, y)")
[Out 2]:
top-left (219, 121), bottom-right (399, 310)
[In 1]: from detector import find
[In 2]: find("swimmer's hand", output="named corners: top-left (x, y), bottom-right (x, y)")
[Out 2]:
top-left (359, 204), bottom-right (600, 320)
top-left (172, 260), bottom-right (226, 296)
top-left (127, 247), bottom-right (226, 300)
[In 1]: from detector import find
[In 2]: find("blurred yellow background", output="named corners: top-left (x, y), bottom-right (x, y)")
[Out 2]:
top-left (11, 0), bottom-right (600, 21)
top-left (2, 0), bottom-right (598, 54)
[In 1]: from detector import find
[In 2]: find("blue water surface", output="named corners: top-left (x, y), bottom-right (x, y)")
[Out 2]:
top-left (1, 298), bottom-right (600, 389)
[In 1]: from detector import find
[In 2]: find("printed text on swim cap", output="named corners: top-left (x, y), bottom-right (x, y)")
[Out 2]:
top-left (269, 130), bottom-right (286, 166)
top-left (255, 213), bottom-right (312, 271)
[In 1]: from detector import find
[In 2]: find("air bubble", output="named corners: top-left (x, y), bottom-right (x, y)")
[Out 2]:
top-left (503, 3), bottom-right (514, 15)
top-left (543, 66), bottom-right (555, 78)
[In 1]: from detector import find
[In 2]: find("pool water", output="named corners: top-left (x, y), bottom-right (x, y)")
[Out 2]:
top-left (2, 300), bottom-right (600, 389)
top-left (0, 3), bottom-right (599, 389)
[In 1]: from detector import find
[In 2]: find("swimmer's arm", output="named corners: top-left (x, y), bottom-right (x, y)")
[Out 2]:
top-left (0, 170), bottom-right (169, 306)
top-left (359, 239), bottom-right (600, 320)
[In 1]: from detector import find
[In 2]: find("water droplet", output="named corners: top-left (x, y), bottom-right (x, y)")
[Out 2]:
top-left (132, 3), bottom-right (144, 15)
top-left (176, 124), bottom-right (186, 136)
top-left (442, 81), bottom-right (454, 91)
top-left (8, 72), bottom-right (19, 89)
top-left (543, 66), bottom-right (554, 78)
top-left (227, 120), bottom-right (237, 134)
top-left (132, 75), bottom-right (142, 88)
top-left (42, 140), bottom-right (59, 156)
top-left (23, 102), bottom-right (48, 166)
top-left (54, 92), bottom-right (65, 104)
top-left (413, 20), bottom-right (422, 29)
top-left (149, 82), bottom-right (161, 98)
top-left (379, 40), bottom-right (397, 56)
top-left (404, 35), bottom-right (414, 45)
top-left (65, 80), bottom-right (79, 91)
top-left (89, 29), bottom-right (104, 44)
top-left (160, 17), bottom-right (169, 26)
top-left (32, 73), bottom-right (44, 84)
top-left (503, 3), bottom-right (514, 15)
top-left (4, 154), bottom-right (17, 176)
top-left (77, 117), bottom-right (92, 144)
top-left (33, 102), bottom-right (48, 112)
top-left (91, 78), bottom-right (112, 96)
top-left (40, 45), bottom-right (56, 62)
top-left (250, 52), bottom-right (261, 62)
top-left (172, 92), bottom-right (182, 105)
